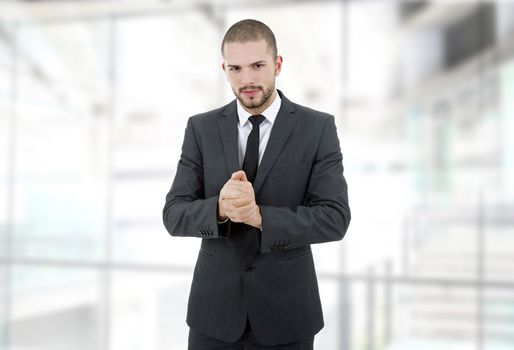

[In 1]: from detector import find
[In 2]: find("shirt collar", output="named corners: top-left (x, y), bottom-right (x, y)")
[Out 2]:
top-left (237, 90), bottom-right (282, 127)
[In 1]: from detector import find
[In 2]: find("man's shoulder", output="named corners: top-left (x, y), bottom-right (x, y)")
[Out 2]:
top-left (189, 100), bottom-right (234, 123)
top-left (277, 90), bottom-right (331, 120)
top-left (289, 99), bottom-right (333, 124)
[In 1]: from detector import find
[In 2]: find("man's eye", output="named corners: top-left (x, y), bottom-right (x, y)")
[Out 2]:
top-left (229, 67), bottom-right (240, 71)
top-left (254, 64), bottom-right (263, 69)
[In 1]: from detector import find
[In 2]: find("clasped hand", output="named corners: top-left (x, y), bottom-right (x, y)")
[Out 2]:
top-left (218, 170), bottom-right (262, 229)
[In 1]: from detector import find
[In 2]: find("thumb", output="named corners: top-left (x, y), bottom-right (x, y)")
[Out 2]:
top-left (231, 170), bottom-right (248, 181)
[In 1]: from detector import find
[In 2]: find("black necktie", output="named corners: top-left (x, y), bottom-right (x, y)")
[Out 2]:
top-left (242, 114), bottom-right (265, 183)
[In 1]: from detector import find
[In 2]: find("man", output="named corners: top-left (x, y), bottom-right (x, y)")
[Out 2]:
top-left (163, 19), bottom-right (350, 349)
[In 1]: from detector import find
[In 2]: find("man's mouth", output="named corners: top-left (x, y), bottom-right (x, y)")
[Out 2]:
top-left (241, 88), bottom-right (261, 97)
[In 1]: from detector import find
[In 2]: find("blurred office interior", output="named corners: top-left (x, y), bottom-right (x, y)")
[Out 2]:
top-left (1, 0), bottom-right (514, 349)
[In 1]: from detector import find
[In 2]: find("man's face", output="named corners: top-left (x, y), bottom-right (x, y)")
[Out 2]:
top-left (222, 39), bottom-right (282, 113)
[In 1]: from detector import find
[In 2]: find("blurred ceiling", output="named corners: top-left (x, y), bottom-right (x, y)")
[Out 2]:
top-left (0, 0), bottom-right (262, 22)
top-left (0, 0), bottom-right (483, 31)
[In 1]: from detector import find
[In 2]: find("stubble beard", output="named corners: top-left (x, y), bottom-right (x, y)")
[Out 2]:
top-left (235, 83), bottom-right (275, 110)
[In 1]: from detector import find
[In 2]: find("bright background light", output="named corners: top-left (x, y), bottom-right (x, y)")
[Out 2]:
top-left (1, 1), bottom-right (513, 350)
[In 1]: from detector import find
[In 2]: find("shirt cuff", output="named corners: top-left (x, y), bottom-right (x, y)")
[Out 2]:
top-left (217, 217), bottom-right (229, 224)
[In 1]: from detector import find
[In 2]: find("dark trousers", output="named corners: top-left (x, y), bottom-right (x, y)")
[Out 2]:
top-left (188, 319), bottom-right (315, 350)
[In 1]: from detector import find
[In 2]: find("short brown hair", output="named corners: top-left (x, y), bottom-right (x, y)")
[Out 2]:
top-left (221, 19), bottom-right (277, 59)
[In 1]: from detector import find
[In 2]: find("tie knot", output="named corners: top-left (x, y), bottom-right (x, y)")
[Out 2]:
top-left (248, 114), bottom-right (265, 126)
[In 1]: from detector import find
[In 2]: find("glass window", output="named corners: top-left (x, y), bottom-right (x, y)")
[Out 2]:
top-left (315, 279), bottom-right (339, 349)
top-left (110, 270), bottom-right (191, 350)
top-left (0, 266), bottom-right (7, 350)
top-left (9, 265), bottom-right (102, 350)
top-left (0, 22), bottom-right (13, 258)
top-left (12, 20), bottom-right (110, 261)
top-left (111, 12), bottom-right (220, 265)
top-left (484, 287), bottom-right (514, 350)
top-left (2, 2), bottom-right (514, 350)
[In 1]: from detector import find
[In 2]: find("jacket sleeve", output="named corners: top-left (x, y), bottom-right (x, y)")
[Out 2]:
top-left (259, 115), bottom-right (350, 253)
top-left (162, 117), bottom-right (231, 239)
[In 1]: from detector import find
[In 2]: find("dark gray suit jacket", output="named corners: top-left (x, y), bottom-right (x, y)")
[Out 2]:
top-left (162, 90), bottom-right (350, 346)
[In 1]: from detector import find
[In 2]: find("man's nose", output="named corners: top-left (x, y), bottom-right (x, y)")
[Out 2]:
top-left (241, 68), bottom-right (256, 86)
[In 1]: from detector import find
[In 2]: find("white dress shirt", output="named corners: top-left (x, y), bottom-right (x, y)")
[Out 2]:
top-left (237, 90), bottom-right (282, 168)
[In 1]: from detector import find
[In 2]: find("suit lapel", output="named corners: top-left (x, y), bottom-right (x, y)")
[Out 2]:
top-left (217, 90), bottom-right (298, 195)
top-left (253, 91), bottom-right (298, 194)
top-left (218, 100), bottom-right (240, 177)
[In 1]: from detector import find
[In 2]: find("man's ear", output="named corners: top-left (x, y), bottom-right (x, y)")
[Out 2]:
top-left (221, 62), bottom-right (225, 71)
top-left (275, 55), bottom-right (283, 76)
